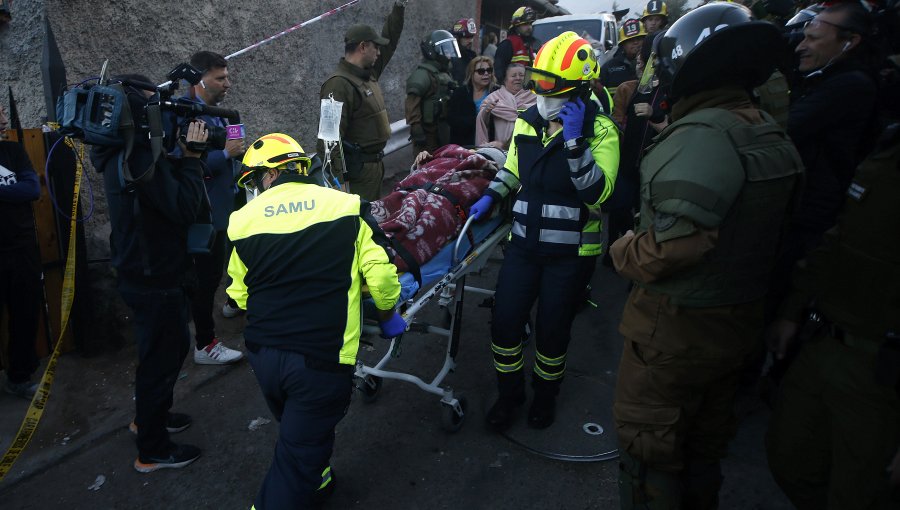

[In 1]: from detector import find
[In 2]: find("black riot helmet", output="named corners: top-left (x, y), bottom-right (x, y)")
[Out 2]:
top-left (420, 30), bottom-right (462, 67)
top-left (654, 2), bottom-right (786, 100)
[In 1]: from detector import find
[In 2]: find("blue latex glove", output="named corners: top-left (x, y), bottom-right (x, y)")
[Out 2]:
top-left (558, 97), bottom-right (586, 142)
top-left (469, 195), bottom-right (494, 221)
top-left (379, 311), bottom-right (407, 339)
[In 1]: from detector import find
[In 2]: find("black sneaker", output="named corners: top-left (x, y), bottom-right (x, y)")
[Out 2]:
top-left (128, 413), bottom-right (192, 435)
top-left (134, 443), bottom-right (201, 473)
top-left (485, 394), bottom-right (526, 432)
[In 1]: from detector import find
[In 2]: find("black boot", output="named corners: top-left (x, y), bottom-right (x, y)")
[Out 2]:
top-left (527, 392), bottom-right (556, 429)
top-left (485, 394), bottom-right (525, 432)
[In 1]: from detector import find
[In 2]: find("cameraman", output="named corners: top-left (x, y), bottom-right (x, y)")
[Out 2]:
top-left (180, 50), bottom-right (244, 365)
top-left (91, 75), bottom-right (206, 472)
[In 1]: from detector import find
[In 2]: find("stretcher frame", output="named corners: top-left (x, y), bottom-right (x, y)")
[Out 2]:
top-left (356, 215), bottom-right (510, 432)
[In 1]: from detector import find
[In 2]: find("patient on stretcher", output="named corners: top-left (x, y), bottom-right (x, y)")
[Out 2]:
top-left (370, 145), bottom-right (507, 273)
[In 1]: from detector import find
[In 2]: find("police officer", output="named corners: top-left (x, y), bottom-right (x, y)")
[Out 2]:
top-left (228, 134), bottom-right (404, 509)
top-left (317, 0), bottom-right (405, 201)
top-left (609, 4), bottom-right (803, 508)
top-left (600, 19), bottom-right (647, 96)
top-left (766, 126), bottom-right (900, 509)
top-left (469, 31), bottom-right (620, 432)
top-left (405, 29), bottom-right (460, 153)
top-left (494, 6), bottom-right (541, 84)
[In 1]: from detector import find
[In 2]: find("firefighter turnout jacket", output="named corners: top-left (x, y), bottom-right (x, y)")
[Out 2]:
top-left (226, 174), bottom-right (401, 366)
top-left (485, 96), bottom-right (619, 257)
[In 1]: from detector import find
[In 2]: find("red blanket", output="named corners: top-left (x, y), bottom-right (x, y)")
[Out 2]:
top-left (370, 145), bottom-right (499, 272)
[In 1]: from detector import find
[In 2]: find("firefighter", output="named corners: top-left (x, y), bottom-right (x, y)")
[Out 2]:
top-left (469, 31), bottom-right (620, 432)
top-left (494, 6), bottom-right (541, 84)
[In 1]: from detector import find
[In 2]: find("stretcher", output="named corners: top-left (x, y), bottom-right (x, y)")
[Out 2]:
top-left (357, 214), bottom-right (510, 432)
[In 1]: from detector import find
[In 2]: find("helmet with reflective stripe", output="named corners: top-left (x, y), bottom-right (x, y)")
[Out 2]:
top-left (641, 0), bottom-right (669, 21)
top-left (510, 6), bottom-right (537, 29)
top-left (238, 133), bottom-right (311, 188)
top-left (451, 18), bottom-right (477, 38)
top-left (619, 19), bottom-right (648, 43)
top-left (525, 31), bottom-right (599, 96)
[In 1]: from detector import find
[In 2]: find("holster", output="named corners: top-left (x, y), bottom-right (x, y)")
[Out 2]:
top-left (341, 140), bottom-right (365, 182)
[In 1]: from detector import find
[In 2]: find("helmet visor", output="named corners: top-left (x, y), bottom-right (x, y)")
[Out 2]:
top-left (434, 37), bottom-right (461, 59)
top-left (636, 52), bottom-right (658, 94)
top-left (525, 67), bottom-right (581, 96)
top-left (237, 166), bottom-right (267, 192)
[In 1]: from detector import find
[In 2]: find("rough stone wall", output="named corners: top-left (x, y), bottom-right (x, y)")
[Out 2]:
top-left (0, 0), bottom-right (475, 351)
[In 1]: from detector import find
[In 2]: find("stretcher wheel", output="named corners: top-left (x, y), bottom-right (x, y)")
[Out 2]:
top-left (440, 395), bottom-right (467, 433)
top-left (355, 375), bottom-right (382, 403)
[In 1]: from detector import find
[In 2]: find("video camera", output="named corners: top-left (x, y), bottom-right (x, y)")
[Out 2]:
top-left (57, 60), bottom-right (241, 156)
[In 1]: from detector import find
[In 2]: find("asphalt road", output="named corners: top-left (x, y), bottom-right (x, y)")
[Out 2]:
top-left (0, 146), bottom-right (791, 509)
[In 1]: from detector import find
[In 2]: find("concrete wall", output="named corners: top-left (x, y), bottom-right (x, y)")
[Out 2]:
top-left (0, 0), bottom-right (476, 350)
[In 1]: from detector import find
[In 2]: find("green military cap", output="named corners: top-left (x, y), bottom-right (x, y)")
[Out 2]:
top-left (344, 24), bottom-right (390, 45)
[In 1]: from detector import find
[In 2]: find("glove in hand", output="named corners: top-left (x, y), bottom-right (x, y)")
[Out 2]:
top-left (379, 311), bottom-right (407, 339)
top-left (558, 97), bottom-right (586, 142)
top-left (469, 195), bottom-right (494, 221)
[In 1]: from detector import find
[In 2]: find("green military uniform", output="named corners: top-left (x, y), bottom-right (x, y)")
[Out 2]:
top-left (766, 131), bottom-right (900, 509)
top-left (404, 58), bottom-right (455, 154)
top-left (317, 3), bottom-right (404, 202)
top-left (610, 88), bottom-right (804, 509)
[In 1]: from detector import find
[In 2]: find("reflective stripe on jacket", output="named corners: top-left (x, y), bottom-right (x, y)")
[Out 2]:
top-left (227, 176), bottom-right (400, 365)
top-left (486, 95), bottom-right (619, 256)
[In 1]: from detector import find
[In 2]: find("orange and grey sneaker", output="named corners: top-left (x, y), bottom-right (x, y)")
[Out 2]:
top-left (134, 443), bottom-right (201, 473)
top-left (128, 412), bottom-right (192, 435)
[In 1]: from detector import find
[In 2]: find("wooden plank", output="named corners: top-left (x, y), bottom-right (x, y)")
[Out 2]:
top-left (2, 128), bottom-right (72, 358)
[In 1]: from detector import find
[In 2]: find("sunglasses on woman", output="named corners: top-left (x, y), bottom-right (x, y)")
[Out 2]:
top-left (475, 67), bottom-right (494, 75)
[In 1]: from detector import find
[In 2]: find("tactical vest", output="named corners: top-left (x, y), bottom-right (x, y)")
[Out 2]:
top-left (410, 61), bottom-right (455, 128)
top-left (814, 136), bottom-right (900, 338)
top-left (753, 70), bottom-right (790, 130)
top-left (327, 68), bottom-right (391, 151)
top-left (510, 102), bottom-right (604, 257)
top-left (637, 108), bottom-right (804, 307)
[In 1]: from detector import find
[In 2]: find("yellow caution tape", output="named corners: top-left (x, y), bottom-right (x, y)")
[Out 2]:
top-left (0, 137), bottom-right (83, 481)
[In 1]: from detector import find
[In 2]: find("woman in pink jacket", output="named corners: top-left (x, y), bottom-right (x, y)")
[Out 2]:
top-left (475, 64), bottom-right (536, 150)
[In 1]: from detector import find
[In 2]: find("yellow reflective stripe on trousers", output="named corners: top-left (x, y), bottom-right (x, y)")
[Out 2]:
top-left (494, 358), bottom-right (524, 373)
top-left (536, 350), bottom-right (566, 367)
top-left (533, 363), bottom-right (564, 381)
top-left (491, 342), bottom-right (523, 357)
top-left (319, 465), bottom-right (332, 489)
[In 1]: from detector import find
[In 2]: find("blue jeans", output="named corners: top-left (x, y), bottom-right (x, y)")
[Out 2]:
top-left (117, 278), bottom-right (191, 457)
top-left (248, 345), bottom-right (352, 509)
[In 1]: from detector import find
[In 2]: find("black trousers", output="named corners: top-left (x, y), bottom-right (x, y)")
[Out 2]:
top-left (190, 229), bottom-right (227, 348)
top-left (248, 345), bottom-right (352, 509)
top-left (0, 247), bottom-right (41, 383)
top-left (118, 277), bottom-right (191, 457)
top-left (491, 243), bottom-right (597, 398)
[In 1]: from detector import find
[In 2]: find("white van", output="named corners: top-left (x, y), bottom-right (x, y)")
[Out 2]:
top-left (531, 13), bottom-right (620, 66)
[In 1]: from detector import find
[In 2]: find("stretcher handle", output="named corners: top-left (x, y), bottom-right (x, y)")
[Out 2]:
top-left (453, 215), bottom-right (478, 265)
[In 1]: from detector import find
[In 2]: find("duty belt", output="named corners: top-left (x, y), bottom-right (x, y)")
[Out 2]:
top-left (359, 151), bottom-right (384, 163)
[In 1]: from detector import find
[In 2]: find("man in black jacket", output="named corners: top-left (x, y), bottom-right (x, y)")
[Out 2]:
top-left (91, 79), bottom-right (208, 473)
top-left (764, 2), bottom-right (878, 381)
top-left (0, 103), bottom-right (42, 399)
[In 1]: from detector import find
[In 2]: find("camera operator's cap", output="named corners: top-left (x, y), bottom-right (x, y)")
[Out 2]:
top-left (345, 24), bottom-right (390, 46)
